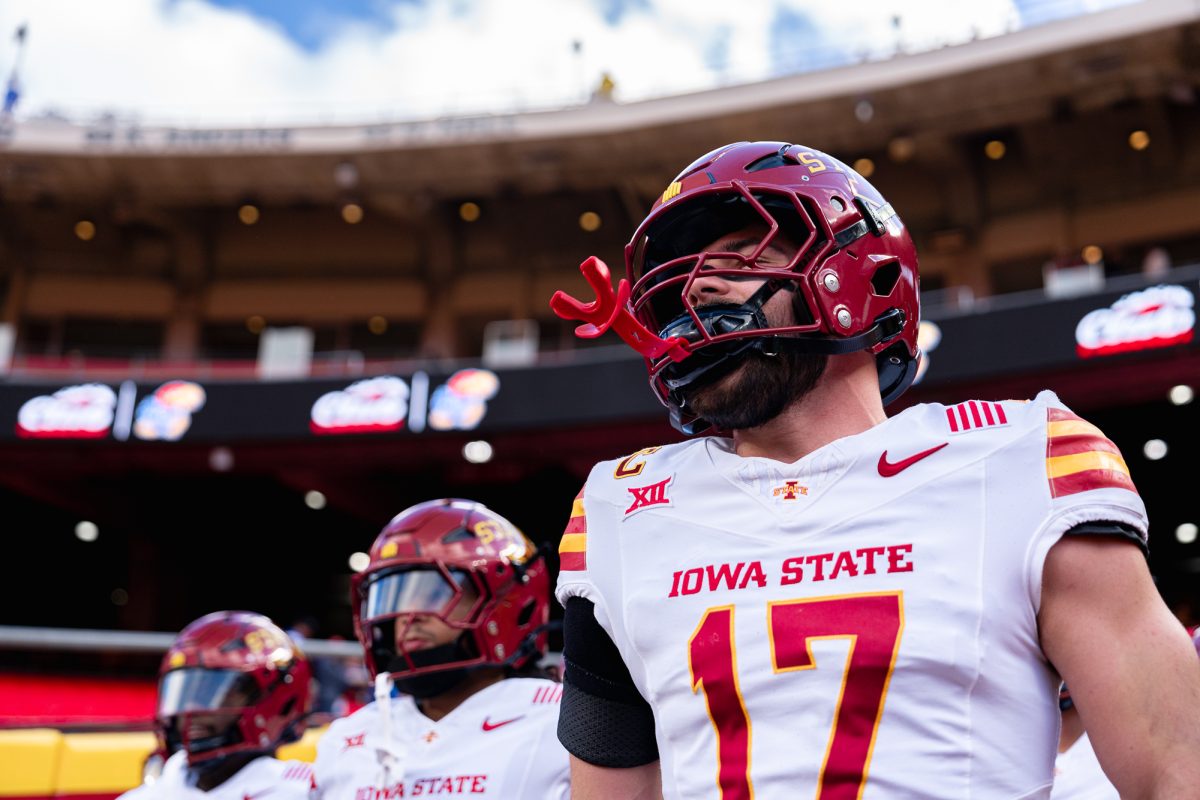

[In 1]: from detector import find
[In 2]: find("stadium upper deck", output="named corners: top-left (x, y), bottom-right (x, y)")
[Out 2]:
top-left (1, 0), bottom-right (1199, 371)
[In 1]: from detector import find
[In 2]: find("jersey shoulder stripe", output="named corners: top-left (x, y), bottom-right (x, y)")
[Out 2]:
top-left (1045, 407), bottom-right (1137, 498)
top-left (560, 486), bottom-right (587, 572)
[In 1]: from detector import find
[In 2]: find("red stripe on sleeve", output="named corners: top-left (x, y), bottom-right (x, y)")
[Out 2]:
top-left (1050, 469), bottom-right (1137, 498)
top-left (560, 551), bottom-right (587, 571)
top-left (969, 401), bottom-right (983, 427)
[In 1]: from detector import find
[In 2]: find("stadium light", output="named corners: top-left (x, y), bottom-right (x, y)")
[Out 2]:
top-left (341, 203), bottom-right (364, 224)
top-left (1128, 130), bottom-right (1150, 151)
top-left (853, 158), bottom-right (875, 178)
top-left (238, 204), bottom-right (260, 225)
top-left (579, 211), bottom-right (602, 232)
top-left (463, 440), bottom-right (493, 464)
top-left (368, 315), bottom-right (388, 334)
top-left (74, 220), bottom-right (95, 241)
top-left (245, 315), bottom-right (266, 334)
top-left (887, 136), bottom-right (915, 163)
top-left (1081, 245), bottom-right (1103, 265)
top-left (1168, 385), bottom-right (1193, 405)
top-left (1177, 523), bottom-right (1198, 544)
top-left (348, 552), bottom-right (371, 573)
top-left (75, 521), bottom-right (99, 542)
top-left (459, 202), bottom-right (481, 222)
top-left (1142, 439), bottom-right (1168, 460)
top-left (984, 140), bottom-right (1006, 160)
top-left (305, 490), bottom-right (327, 510)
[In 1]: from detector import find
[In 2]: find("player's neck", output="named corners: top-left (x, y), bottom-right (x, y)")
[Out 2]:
top-left (731, 352), bottom-right (887, 462)
top-left (1058, 707), bottom-right (1085, 753)
top-left (190, 752), bottom-right (259, 791)
top-left (417, 668), bottom-right (505, 721)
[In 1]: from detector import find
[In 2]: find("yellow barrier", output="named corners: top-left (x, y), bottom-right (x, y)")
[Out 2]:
top-left (0, 728), bottom-right (61, 795)
top-left (0, 727), bottom-right (326, 798)
top-left (55, 732), bottom-right (156, 796)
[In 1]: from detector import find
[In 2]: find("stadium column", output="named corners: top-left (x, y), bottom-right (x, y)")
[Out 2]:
top-left (162, 220), bottom-right (207, 361)
top-left (417, 210), bottom-right (459, 359)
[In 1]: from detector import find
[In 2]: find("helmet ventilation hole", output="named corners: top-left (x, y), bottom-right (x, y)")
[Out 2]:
top-left (516, 599), bottom-right (536, 628)
top-left (870, 260), bottom-right (902, 296)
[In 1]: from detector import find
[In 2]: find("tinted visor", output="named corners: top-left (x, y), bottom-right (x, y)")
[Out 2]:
top-left (158, 669), bottom-right (259, 715)
top-left (362, 567), bottom-right (472, 622)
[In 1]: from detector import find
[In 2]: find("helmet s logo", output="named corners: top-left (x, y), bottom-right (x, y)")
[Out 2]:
top-left (625, 476), bottom-right (673, 517)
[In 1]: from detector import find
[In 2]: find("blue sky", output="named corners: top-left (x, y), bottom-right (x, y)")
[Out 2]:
top-left (0, 0), bottom-right (1139, 125)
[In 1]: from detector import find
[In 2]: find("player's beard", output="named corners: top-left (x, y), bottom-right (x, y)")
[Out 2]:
top-left (685, 348), bottom-right (827, 432)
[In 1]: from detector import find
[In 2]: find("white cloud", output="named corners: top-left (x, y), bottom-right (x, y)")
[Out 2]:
top-left (0, 0), bottom-right (1114, 126)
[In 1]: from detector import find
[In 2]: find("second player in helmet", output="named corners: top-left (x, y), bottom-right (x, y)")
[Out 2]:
top-left (312, 499), bottom-right (569, 799)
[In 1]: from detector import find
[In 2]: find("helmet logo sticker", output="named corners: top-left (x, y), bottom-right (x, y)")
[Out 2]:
top-left (662, 181), bottom-right (682, 204)
top-left (624, 475), bottom-right (673, 517)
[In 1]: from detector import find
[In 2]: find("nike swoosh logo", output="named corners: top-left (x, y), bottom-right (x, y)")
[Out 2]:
top-left (877, 442), bottom-right (948, 477)
top-left (481, 715), bottom-right (524, 732)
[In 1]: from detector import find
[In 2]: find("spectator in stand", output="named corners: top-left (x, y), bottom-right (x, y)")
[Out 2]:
top-left (288, 615), bottom-right (352, 717)
top-left (1141, 245), bottom-right (1172, 278)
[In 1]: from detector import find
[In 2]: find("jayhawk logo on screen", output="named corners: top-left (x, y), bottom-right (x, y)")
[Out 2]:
top-left (134, 381), bottom-right (207, 441)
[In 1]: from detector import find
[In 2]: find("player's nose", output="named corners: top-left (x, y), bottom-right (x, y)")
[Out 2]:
top-left (687, 273), bottom-right (735, 307)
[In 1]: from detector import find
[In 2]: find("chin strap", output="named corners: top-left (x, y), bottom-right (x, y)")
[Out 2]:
top-left (550, 256), bottom-right (692, 362)
top-left (373, 673), bottom-right (405, 788)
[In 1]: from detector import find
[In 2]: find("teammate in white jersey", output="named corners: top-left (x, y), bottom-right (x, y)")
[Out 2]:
top-left (548, 140), bottom-right (1200, 799)
top-left (1050, 685), bottom-right (1117, 800)
top-left (120, 610), bottom-right (314, 799)
top-left (312, 499), bottom-right (570, 799)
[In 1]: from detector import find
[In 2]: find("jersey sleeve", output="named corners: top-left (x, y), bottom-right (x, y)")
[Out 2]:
top-left (555, 484), bottom-right (601, 607)
top-left (1026, 392), bottom-right (1149, 610)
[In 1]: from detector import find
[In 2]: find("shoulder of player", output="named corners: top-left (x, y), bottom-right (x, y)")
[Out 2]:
top-left (584, 440), bottom-right (702, 497)
top-left (494, 676), bottom-right (564, 709)
top-left (317, 702), bottom-right (377, 748)
top-left (911, 393), bottom-right (1069, 447)
top-left (256, 756), bottom-right (314, 782)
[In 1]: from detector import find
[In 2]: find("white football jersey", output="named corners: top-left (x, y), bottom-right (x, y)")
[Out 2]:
top-left (313, 677), bottom-right (569, 799)
top-left (118, 750), bottom-right (314, 799)
top-left (556, 392), bottom-right (1147, 800)
top-left (1050, 734), bottom-right (1119, 800)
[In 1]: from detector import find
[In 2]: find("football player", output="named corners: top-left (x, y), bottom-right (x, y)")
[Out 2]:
top-left (312, 499), bottom-right (569, 798)
top-left (549, 141), bottom-right (1200, 799)
top-left (120, 610), bottom-right (314, 798)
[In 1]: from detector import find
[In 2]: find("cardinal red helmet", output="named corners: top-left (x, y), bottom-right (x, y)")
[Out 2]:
top-left (156, 611), bottom-right (311, 765)
top-left (352, 499), bottom-right (549, 682)
top-left (626, 141), bottom-right (921, 433)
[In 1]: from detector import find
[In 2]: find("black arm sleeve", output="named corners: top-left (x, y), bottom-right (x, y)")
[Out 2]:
top-left (1063, 520), bottom-right (1148, 560)
top-left (557, 596), bottom-right (659, 767)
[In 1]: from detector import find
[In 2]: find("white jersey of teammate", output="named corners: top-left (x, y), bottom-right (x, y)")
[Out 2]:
top-left (118, 750), bottom-right (314, 799)
top-left (556, 391), bottom-right (1147, 800)
top-left (313, 677), bottom-right (569, 799)
top-left (1050, 734), bottom-right (1119, 800)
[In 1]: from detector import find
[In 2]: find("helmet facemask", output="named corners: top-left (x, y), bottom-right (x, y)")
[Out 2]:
top-left (614, 144), bottom-right (921, 433)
